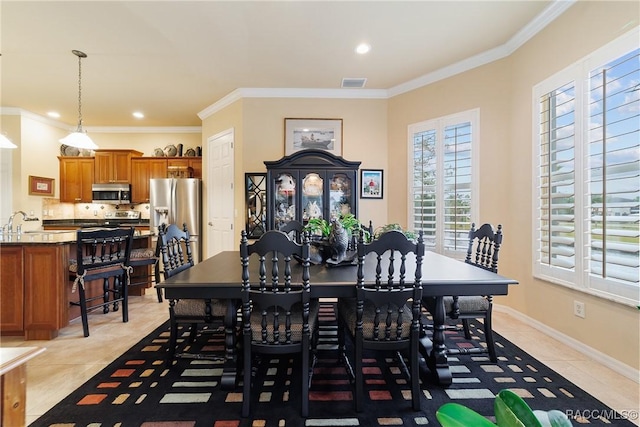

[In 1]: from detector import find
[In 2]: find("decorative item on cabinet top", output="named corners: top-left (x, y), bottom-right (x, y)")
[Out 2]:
top-left (60, 144), bottom-right (94, 157)
top-left (153, 146), bottom-right (201, 157)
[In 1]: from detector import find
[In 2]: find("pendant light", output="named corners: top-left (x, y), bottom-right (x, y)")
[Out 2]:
top-left (0, 134), bottom-right (17, 149)
top-left (59, 50), bottom-right (98, 150)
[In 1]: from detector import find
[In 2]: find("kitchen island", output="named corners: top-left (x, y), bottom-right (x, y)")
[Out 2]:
top-left (0, 229), bottom-right (153, 340)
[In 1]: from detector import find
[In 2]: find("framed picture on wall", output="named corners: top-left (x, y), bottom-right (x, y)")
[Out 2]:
top-left (284, 118), bottom-right (342, 156)
top-left (360, 169), bottom-right (383, 199)
top-left (29, 175), bottom-right (55, 196)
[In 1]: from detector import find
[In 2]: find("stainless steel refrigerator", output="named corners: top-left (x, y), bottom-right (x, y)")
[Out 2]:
top-left (150, 178), bottom-right (202, 263)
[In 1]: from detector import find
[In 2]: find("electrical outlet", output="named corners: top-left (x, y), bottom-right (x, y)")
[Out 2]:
top-left (574, 300), bottom-right (585, 318)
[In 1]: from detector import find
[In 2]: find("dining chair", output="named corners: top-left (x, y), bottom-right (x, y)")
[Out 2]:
top-left (425, 223), bottom-right (503, 362)
top-left (240, 229), bottom-right (318, 418)
top-left (69, 227), bottom-right (135, 337)
top-left (158, 223), bottom-right (236, 364)
top-left (279, 219), bottom-right (304, 242)
top-left (337, 229), bottom-right (424, 412)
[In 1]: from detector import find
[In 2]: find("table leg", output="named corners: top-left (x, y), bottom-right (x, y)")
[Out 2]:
top-left (419, 296), bottom-right (452, 386)
top-left (221, 300), bottom-right (238, 390)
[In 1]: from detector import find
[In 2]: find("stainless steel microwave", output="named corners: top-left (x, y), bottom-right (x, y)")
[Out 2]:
top-left (92, 183), bottom-right (131, 204)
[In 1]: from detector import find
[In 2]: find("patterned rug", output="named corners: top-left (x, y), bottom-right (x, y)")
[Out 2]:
top-left (30, 303), bottom-right (634, 427)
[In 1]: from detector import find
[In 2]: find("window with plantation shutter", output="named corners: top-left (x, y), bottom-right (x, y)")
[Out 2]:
top-left (534, 28), bottom-right (639, 307)
top-left (409, 109), bottom-right (479, 257)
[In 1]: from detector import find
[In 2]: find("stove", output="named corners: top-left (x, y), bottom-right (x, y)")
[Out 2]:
top-left (104, 210), bottom-right (141, 220)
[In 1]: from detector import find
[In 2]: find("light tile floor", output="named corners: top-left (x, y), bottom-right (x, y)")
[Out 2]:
top-left (1, 291), bottom-right (638, 426)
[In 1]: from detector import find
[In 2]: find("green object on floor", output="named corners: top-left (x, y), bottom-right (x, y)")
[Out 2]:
top-left (436, 389), bottom-right (573, 427)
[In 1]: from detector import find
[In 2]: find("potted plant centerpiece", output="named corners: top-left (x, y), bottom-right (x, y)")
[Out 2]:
top-left (303, 213), bottom-right (371, 265)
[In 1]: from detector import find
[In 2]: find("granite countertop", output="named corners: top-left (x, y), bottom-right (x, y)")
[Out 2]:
top-left (43, 219), bottom-right (150, 228)
top-left (0, 229), bottom-right (153, 245)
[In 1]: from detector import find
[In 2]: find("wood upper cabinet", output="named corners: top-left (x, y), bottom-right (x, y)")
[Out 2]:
top-left (131, 158), bottom-right (168, 203)
top-left (167, 157), bottom-right (202, 178)
top-left (59, 156), bottom-right (95, 203)
top-left (94, 149), bottom-right (143, 183)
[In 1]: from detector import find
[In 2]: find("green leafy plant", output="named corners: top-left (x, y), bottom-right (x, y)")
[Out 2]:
top-left (304, 214), bottom-right (371, 242)
top-left (373, 223), bottom-right (417, 241)
top-left (436, 389), bottom-right (573, 427)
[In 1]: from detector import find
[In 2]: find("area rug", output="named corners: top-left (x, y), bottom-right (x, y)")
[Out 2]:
top-left (30, 303), bottom-right (635, 427)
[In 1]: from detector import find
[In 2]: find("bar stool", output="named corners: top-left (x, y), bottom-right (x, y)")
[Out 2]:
top-left (69, 227), bottom-right (135, 337)
top-left (129, 246), bottom-right (162, 302)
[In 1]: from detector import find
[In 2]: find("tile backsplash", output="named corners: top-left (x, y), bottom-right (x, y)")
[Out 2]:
top-left (42, 198), bottom-right (150, 220)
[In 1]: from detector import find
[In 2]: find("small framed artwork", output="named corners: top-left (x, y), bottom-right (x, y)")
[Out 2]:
top-left (284, 118), bottom-right (342, 156)
top-left (29, 175), bottom-right (55, 196)
top-left (361, 169), bottom-right (383, 199)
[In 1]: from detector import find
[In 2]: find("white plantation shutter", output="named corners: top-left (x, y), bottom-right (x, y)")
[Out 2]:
top-left (443, 122), bottom-right (473, 251)
top-left (409, 110), bottom-right (478, 256)
top-left (538, 82), bottom-right (577, 270)
top-left (587, 49), bottom-right (640, 288)
top-left (534, 28), bottom-right (639, 306)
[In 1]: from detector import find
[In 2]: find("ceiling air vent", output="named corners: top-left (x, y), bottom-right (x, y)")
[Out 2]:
top-left (341, 77), bottom-right (367, 88)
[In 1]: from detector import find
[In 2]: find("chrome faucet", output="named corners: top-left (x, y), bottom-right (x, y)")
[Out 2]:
top-left (5, 211), bottom-right (39, 233)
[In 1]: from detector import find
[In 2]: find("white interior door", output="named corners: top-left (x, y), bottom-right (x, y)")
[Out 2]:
top-left (206, 129), bottom-right (235, 258)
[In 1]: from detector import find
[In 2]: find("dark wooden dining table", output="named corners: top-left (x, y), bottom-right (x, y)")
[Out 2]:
top-left (157, 250), bottom-right (518, 389)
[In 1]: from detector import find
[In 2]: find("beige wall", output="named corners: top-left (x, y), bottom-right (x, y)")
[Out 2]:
top-left (387, 1), bottom-right (639, 370)
top-left (201, 97), bottom-right (389, 247)
top-left (504, 1), bottom-right (639, 370)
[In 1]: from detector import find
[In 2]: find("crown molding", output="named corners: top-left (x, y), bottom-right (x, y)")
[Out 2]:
top-left (505, 0), bottom-right (577, 55)
top-left (1, 107), bottom-right (69, 130)
top-left (388, 0), bottom-right (577, 97)
top-left (86, 126), bottom-right (201, 134)
top-left (198, 87), bottom-right (388, 119)
top-left (199, 0), bottom-right (575, 118)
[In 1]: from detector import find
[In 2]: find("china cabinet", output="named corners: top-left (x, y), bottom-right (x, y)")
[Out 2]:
top-left (245, 173), bottom-right (267, 238)
top-left (264, 150), bottom-right (360, 231)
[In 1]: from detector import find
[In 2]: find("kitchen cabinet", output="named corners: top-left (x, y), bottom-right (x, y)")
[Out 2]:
top-left (131, 158), bottom-right (168, 203)
top-left (0, 246), bottom-right (24, 332)
top-left (94, 149), bottom-right (142, 183)
top-left (167, 157), bottom-right (202, 178)
top-left (264, 150), bottom-right (360, 231)
top-left (0, 244), bottom-right (67, 340)
top-left (0, 232), bottom-right (153, 340)
top-left (58, 156), bottom-right (95, 203)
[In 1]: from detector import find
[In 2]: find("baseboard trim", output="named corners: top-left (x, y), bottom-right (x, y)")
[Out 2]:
top-left (494, 305), bottom-right (639, 384)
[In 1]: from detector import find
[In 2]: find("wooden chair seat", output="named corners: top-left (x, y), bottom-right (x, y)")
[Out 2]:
top-left (130, 247), bottom-right (156, 259)
top-left (173, 298), bottom-right (229, 317)
top-left (337, 299), bottom-right (413, 339)
top-left (247, 300), bottom-right (319, 343)
top-left (443, 295), bottom-right (490, 312)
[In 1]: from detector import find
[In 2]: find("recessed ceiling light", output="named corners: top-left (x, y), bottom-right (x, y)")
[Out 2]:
top-left (355, 43), bottom-right (371, 55)
top-left (47, 111), bottom-right (60, 119)
top-left (133, 111), bottom-right (144, 119)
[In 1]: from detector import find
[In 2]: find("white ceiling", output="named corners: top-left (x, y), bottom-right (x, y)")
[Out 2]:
top-left (1, 1), bottom-right (569, 128)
